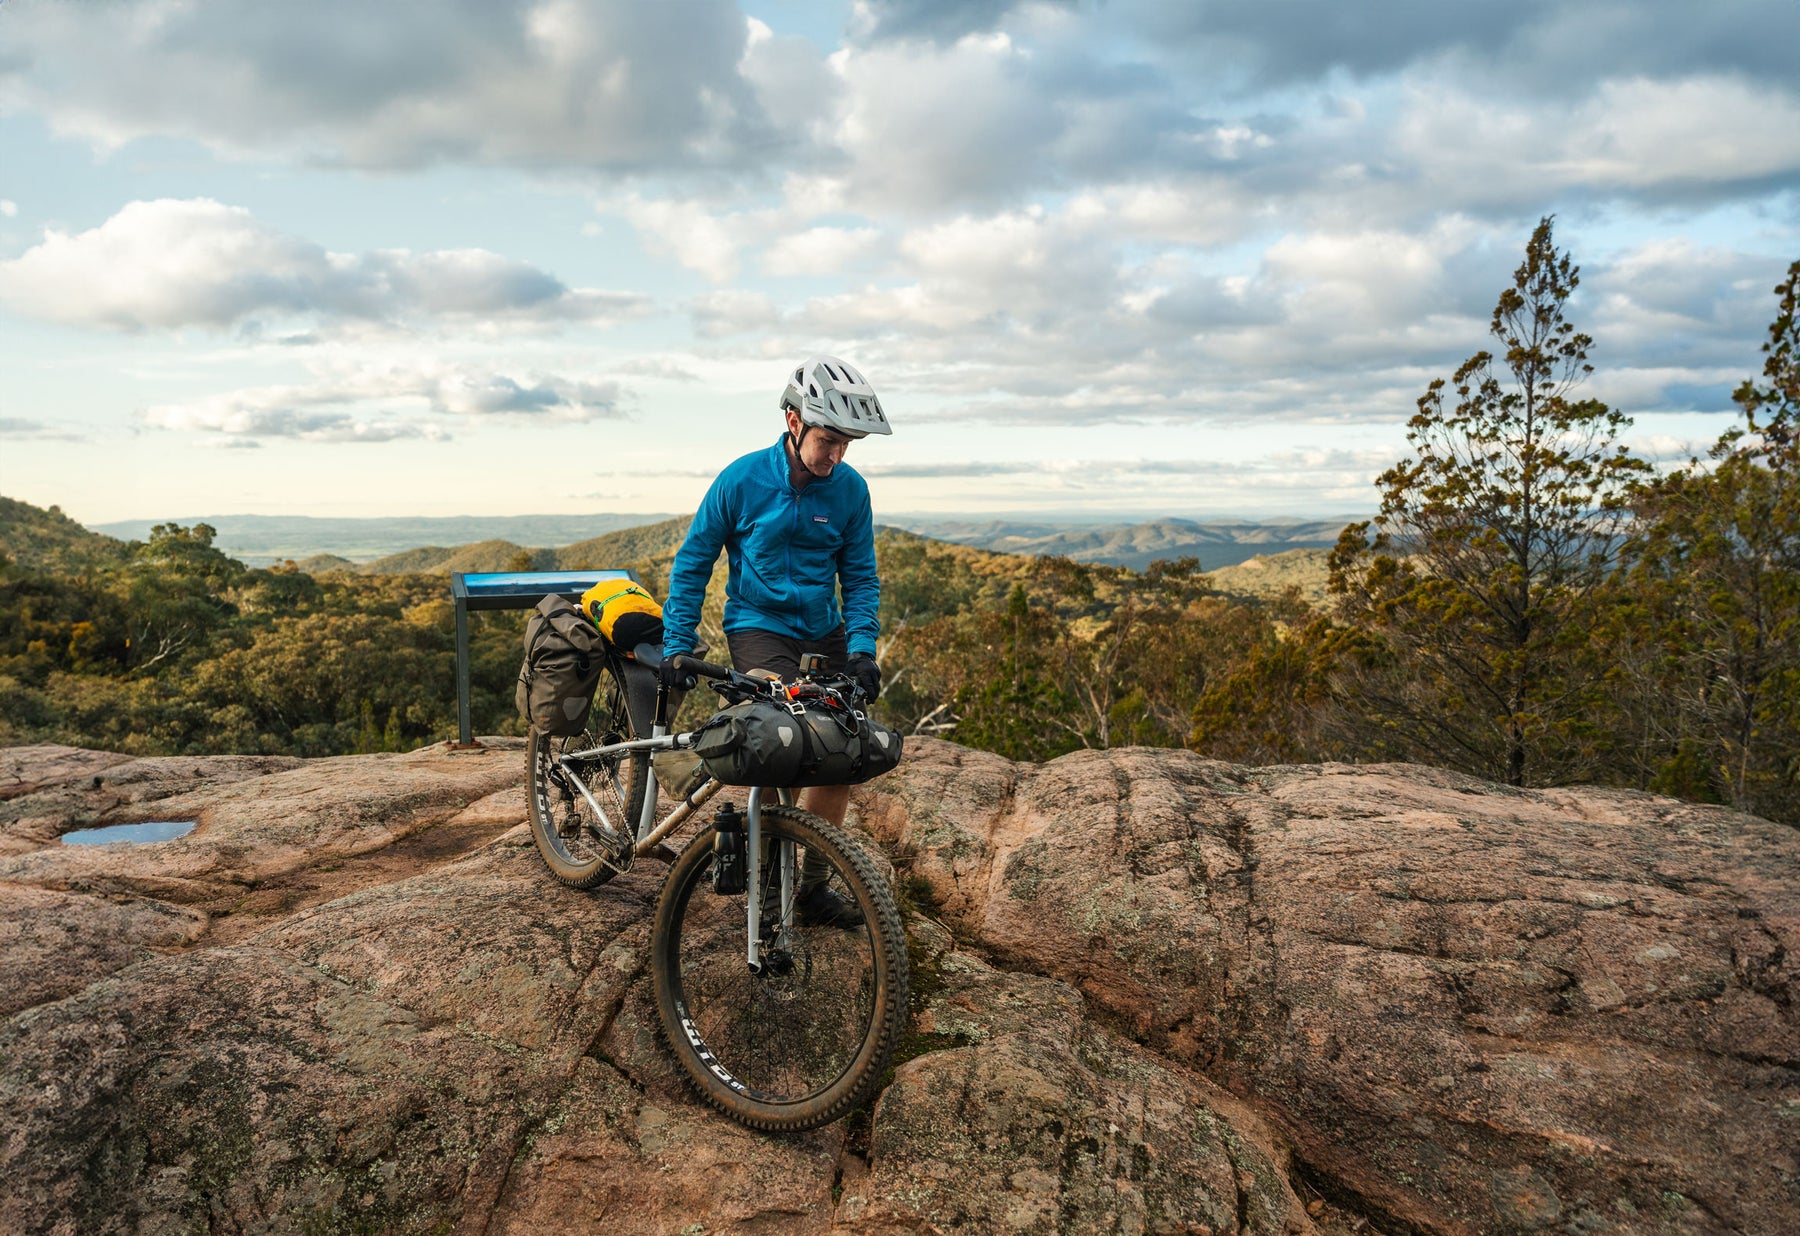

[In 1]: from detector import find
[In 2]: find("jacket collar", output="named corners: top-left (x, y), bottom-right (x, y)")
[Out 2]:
top-left (770, 433), bottom-right (841, 490)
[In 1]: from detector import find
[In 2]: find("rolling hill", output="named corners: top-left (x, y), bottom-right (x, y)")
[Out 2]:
top-left (87, 513), bottom-right (680, 567)
top-left (897, 516), bottom-right (1354, 571)
top-left (1, 497), bottom-right (130, 574)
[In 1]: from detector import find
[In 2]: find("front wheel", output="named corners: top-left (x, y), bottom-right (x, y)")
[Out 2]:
top-left (652, 805), bottom-right (909, 1131)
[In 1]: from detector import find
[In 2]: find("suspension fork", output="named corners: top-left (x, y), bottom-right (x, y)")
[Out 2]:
top-left (744, 787), bottom-right (800, 972)
top-left (747, 787), bottom-right (764, 970)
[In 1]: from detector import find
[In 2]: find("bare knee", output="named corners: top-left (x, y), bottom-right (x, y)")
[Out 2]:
top-left (801, 783), bottom-right (850, 826)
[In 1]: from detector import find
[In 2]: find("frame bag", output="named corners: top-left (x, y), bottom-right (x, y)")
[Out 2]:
top-left (516, 594), bottom-right (607, 736)
top-left (693, 698), bottom-right (904, 788)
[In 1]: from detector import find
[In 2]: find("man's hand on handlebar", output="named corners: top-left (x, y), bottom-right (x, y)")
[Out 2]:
top-left (846, 652), bottom-right (881, 703)
top-left (660, 650), bottom-right (738, 691)
top-left (658, 657), bottom-right (695, 690)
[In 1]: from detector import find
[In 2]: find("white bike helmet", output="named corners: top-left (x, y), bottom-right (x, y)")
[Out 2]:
top-left (780, 356), bottom-right (892, 438)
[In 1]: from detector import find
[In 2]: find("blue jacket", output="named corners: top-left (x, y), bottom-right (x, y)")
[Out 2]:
top-left (662, 437), bottom-right (880, 657)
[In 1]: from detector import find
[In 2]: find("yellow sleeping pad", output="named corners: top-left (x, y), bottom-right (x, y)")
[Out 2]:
top-left (580, 578), bottom-right (663, 647)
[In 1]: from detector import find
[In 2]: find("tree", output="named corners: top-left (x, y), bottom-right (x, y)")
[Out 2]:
top-left (1610, 260), bottom-right (1800, 820)
top-left (1330, 216), bottom-right (1649, 786)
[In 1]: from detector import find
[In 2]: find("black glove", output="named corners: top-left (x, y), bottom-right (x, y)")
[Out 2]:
top-left (658, 652), bottom-right (696, 691)
top-left (846, 653), bottom-right (881, 703)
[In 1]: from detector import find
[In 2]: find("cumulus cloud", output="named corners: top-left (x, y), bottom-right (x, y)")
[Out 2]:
top-left (0, 0), bottom-right (773, 171)
top-left (143, 362), bottom-right (627, 442)
top-left (690, 290), bottom-right (782, 339)
top-left (0, 199), bottom-right (651, 335)
top-left (730, 196), bottom-right (1790, 433)
top-left (763, 226), bottom-right (882, 275)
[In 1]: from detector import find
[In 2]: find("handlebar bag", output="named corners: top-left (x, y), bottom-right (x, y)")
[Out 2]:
top-left (516, 594), bottom-right (607, 736)
top-left (693, 698), bottom-right (905, 787)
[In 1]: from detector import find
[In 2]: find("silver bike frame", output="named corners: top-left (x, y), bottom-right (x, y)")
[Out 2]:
top-left (554, 730), bottom-right (722, 854)
top-left (555, 730), bottom-right (794, 970)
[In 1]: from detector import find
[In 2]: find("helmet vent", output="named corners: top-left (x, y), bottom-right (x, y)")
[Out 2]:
top-left (808, 383), bottom-right (818, 397)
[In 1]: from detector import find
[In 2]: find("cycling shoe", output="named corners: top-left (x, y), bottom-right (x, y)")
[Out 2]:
top-left (795, 883), bottom-right (864, 929)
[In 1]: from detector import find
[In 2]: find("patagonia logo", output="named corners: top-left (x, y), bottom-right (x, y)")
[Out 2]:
top-left (813, 515), bottom-right (829, 523)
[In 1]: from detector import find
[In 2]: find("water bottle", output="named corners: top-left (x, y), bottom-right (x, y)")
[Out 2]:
top-left (711, 801), bottom-right (746, 895)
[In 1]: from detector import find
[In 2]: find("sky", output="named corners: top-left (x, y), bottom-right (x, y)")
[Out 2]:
top-left (2, 0), bottom-right (1798, 526)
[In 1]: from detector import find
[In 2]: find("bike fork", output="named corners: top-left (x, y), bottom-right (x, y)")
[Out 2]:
top-left (746, 787), bottom-right (763, 970)
top-left (744, 787), bottom-right (797, 973)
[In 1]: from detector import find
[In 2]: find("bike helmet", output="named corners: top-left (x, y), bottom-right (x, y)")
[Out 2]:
top-left (780, 356), bottom-right (892, 438)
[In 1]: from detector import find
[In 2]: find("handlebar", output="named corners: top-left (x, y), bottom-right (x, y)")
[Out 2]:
top-left (633, 643), bottom-right (868, 707)
top-left (668, 652), bottom-right (735, 681)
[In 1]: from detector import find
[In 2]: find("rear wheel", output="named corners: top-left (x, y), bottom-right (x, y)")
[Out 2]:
top-left (652, 805), bottom-right (909, 1131)
top-left (527, 661), bottom-right (647, 888)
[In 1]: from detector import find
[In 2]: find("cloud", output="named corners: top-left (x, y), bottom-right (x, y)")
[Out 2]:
top-left (0, 0), bottom-right (775, 171)
top-left (0, 199), bottom-right (651, 335)
top-left (1121, 0), bottom-right (1800, 94)
top-left (689, 290), bottom-right (781, 339)
top-left (0, 200), bottom-right (17, 217)
top-left (143, 362), bottom-right (628, 442)
top-left (849, 449), bottom-right (1402, 516)
top-left (855, 0), bottom-right (1073, 45)
top-left (619, 194), bottom-right (757, 282)
top-left (732, 200), bottom-right (1790, 434)
top-left (763, 226), bottom-right (882, 275)
top-left (1391, 75), bottom-right (1800, 213)
top-left (0, 416), bottom-right (85, 442)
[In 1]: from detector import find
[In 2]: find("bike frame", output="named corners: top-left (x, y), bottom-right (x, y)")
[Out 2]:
top-left (554, 672), bottom-right (797, 971)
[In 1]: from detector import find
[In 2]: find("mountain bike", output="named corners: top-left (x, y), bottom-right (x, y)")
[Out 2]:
top-left (525, 644), bottom-right (909, 1132)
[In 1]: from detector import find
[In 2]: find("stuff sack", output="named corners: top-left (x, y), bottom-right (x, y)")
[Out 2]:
top-left (581, 577), bottom-right (664, 650)
top-left (516, 593), bottom-right (607, 735)
top-left (693, 698), bottom-right (905, 788)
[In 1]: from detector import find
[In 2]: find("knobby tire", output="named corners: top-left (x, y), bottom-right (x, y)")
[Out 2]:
top-left (651, 804), bottom-right (909, 1131)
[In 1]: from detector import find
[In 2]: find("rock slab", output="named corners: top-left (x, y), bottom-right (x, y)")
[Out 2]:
top-left (854, 741), bottom-right (1800, 1234)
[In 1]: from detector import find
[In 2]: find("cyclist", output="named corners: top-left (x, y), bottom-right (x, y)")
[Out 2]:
top-left (660, 356), bottom-right (891, 927)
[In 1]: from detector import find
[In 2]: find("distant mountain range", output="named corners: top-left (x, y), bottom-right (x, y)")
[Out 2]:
top-left (88, 513), bottom-right (680, 567)
top-left (893, 517), bottom-right (1353, 571)
top-left (291, 518), bottom-right (696, 577)
top-left (82, 511), bottom-right (1355, 575)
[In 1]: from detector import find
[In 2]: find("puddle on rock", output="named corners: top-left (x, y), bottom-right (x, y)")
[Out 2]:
top-left (61, 820), bottom-right (197, 845)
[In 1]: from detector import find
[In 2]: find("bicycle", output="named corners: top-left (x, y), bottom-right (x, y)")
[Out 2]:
top-left (525, 642), bottom-right (909, 1132)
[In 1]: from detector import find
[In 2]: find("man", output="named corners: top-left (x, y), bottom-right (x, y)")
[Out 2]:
top-left (660, 356), bottom-right (890, 926)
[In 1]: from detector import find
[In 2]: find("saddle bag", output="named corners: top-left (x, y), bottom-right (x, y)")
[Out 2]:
top-left (516, 594), bottom-right (607, 736)
top-left (692, 698), bottom-right (905, 788)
